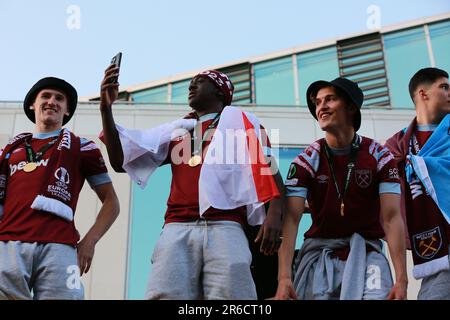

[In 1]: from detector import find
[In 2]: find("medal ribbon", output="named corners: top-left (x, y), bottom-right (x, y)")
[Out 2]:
top-left (190, 112), bottom-right (221, 158)
top-left (24, 138), bottom-right (58, 163)
top-left (323, 134), bottom-right (360, 216)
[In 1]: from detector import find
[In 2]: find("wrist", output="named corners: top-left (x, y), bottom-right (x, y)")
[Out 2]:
top-left (268, 198), bottom-right (283, 212)
top-left (395, 277), bottom-right (408, 286)
top-left (84, 232), bottom-right (100, 245)
top-left (278, 274), bottom-right (292, 281)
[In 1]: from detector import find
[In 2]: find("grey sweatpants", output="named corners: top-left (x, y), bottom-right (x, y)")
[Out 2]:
top-left (0, 241), bottom-right (84, 300)
top-left (145, 220), bottom-right (257, 300)
top-left (418, 246), bottom-right (450, 300)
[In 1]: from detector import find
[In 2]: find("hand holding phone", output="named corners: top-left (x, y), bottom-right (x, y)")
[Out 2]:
top-left (109, 52), bottom-right (122, 84)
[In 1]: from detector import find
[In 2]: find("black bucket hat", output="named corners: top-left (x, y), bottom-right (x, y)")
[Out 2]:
top-left (23, 77), bottom-right (78, 126)
top-left (306, 77), bottom-right (363, 131)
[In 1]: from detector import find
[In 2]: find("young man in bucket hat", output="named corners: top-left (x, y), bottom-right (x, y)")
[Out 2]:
top-left (0, 77), bottom-right (120, 299)
top-left (99, 65), bottom-right (284, 299)
top-left (385, 67), bottom-right (450, 299)
top-left (274, 77), bottom-right (408, 300)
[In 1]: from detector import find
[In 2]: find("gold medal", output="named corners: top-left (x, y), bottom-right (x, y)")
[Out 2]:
top-left (340, 201), bottom-right (345, 217)
top-left (23, 162), bottom-right (37, 173)
top-left (188, 155), bottom-right (202, 167)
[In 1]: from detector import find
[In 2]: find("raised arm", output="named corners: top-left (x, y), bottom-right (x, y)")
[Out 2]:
top-left (99, 64), bottom-right (125, 172)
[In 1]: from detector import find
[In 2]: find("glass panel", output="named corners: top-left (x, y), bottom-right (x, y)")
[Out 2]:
top-left (384, 27), bottom-right (431, 109)
top-left (171, 80), bottom-right (190, 104)
top-left (297, 46), bottom-right (340, 106)
top-left (429, 20), bottom-right (450, 73)
top-left (127, 165), bottom-right (171, 299)
top-left (254, 56), bottom-right (296, 105)
top-left (132, 85), bottom-right (168, 103)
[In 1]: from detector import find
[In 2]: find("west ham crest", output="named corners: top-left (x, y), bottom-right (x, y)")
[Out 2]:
top-left (412, 227), bottom-right (442, 260)
top-left (355, 169), bottom-right (372, 189)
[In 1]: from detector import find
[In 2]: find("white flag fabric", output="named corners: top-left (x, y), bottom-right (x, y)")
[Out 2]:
top-left (115, 119), bottom-right (196, 188)
top-left (199, 106), bottom-right (279, 225)
top-left (107, 106), bottom-right (279, 225)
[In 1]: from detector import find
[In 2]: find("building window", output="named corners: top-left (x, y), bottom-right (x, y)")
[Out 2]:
top-left (254, 56), bottom-right (296, 106)
top-left (131, 85), bottom-right (168, 103)
top-left (171, 79), bottom-right (190, 104)
top-left (384, 27), bottom-right (430, 109)
top-left (297, 46), bottom-right (340, 106)
top-left (337, 33), bottom-right (391, 107)
top-left (218, 63), bottom-right (252, 105)
top-left (429, 20), bottom-right (450, 73)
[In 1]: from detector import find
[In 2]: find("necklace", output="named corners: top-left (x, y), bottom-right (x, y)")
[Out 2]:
top-left (323, 135), bottom-right (360, 216)
top-left (188, 113), bottom-right (221, 167)
top-left (23, 138), bottom-right (57, 173)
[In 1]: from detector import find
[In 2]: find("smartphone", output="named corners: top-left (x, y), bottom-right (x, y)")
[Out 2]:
top-left (109, 52), bottom-right (122, 83)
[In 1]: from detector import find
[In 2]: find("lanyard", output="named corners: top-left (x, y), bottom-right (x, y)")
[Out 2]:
top-left (188, 112), bottom-right (221, 167)
top-left (23, 138), bottom-right (57, 173)
top-left (323, 134), bottom-right (360, 217)
top-left (25, 138), bottom-right (57, 163)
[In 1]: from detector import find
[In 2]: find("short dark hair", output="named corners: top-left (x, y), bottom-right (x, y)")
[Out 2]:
top-left (312, 85), bottom-right (351, 105)
top-left (333, 86), bottom-right (355, 108)
top-left (408, 67), bottom-right (449, 102)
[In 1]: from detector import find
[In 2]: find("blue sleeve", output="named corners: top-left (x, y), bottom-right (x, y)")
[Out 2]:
top-left (286, 186), bottom-right (308, 198)
top-left (379, 182), bottom-right (401, 194)
top-left (87, 173), bottom-right (112, 188)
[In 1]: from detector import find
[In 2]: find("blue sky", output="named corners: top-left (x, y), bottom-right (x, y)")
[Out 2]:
top-left (1, 0), bottom-right (449, 100)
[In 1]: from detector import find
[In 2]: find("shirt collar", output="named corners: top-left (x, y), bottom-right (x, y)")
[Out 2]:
top-left (328, 133), bottom-right (359, 155)
top-left (199, 113), bottom-right (218, 123)
top-left (417, 124), bottom-right (438, 132)
top-left (329, 145), bottom-right (351, 155)
top-left (33, 129), bottom-right (61, 139)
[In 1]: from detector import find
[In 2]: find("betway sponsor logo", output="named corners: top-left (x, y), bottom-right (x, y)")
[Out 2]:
top-left (10, 159), bottom-right (49, 176)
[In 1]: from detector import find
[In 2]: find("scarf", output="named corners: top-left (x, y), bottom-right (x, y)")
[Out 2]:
top-left (0, 133), bottom-right (32, 219)
top-left (111, 106), bottom-right (279, 226)
top-left (386, 115), bottom-right (450, 279)
top-left (0, 129), bottom-right (81, 221)
top-left (406, 114), bottom-right (450, 224)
